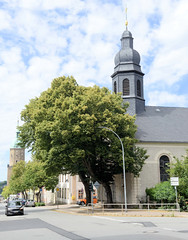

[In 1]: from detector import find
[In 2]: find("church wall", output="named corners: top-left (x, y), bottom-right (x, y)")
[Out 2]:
top-left (97, 142), bottom-right (188, 204)
top-left (135, 142), bottom-right (188, 202)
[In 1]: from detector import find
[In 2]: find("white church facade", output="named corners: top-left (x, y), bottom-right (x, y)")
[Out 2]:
top-left (102, 27), bottom-right (188, 204)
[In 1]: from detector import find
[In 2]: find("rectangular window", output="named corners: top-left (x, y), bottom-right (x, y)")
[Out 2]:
top-left (65, 188), bottom-right (66, 199)
top-left (78, 189), bottom-right (83, 199)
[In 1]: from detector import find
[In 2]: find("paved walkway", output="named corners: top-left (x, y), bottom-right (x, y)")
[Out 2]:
top-left (53, 204), bottom-right (188, 218)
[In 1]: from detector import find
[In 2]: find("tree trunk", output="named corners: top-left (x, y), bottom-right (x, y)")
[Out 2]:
top-left (84, 160), bottom-right (114, 204)
top-left (79, 172), bottom-right (91, 205)
top-left (33, 188), bottom-right (35, 201)
top-left (102, 182), bottom-right (113, 203)
top-left (24, 191), bottom-right (28, 200)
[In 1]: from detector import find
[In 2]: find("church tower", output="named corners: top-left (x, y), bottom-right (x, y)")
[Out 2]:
top-left (111, 24), bottom-right (145, 115)
top-left (7, 125), bottom-right (25, 185)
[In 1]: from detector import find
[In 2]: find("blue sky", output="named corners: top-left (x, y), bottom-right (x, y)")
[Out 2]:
top-left (0, 0), bottom-right (188, 181)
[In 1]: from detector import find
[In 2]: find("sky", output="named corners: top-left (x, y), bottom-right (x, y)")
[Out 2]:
top-left (0, 0), bottom-right (188, 181)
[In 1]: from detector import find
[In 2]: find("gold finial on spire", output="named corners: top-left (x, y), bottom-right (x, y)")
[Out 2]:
top-left (125, 6), bottom-right (128, 30)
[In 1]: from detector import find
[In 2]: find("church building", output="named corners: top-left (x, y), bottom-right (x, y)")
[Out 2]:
top-left (109, 25), bottom-right (188, 204)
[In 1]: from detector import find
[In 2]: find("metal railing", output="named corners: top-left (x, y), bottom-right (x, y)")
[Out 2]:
top-left (85, 203), bottom-right (180, 214)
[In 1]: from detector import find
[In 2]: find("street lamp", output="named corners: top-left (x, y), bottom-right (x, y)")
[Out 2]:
top-left (98, 126), bottom-right (127, 212)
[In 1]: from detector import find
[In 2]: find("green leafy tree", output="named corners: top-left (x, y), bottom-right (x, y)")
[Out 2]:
top-left (19, 76), bottom-right (148, 203)
top-left (5, 160), bottom-right (58, 202)
top-left (170, 152), bottom-right (188, 198)
top-left (1, 185), bottom-right (12, 199)
top-left (24, 160), bottom-right (58, 202)
top-left (9, 161), bottom-right (28, 199)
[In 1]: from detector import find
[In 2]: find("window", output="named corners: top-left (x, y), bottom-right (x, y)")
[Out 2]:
top-left (137, 80), bottom-right (141, 97)
top-left (160, 155), bottom-right (170, 182)
top-left (64, 188), bottom-right (67, 199)
top-left (57, 188), bottom-right (62, 198)
top-left (78, 189), bottom-right (83, 199)
top-left (123, 79), bottom-right (129, 95)
top-left (114, 81), bottom-right (117, 94)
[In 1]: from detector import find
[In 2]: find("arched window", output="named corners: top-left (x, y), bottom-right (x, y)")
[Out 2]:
top-left (160, 155), bottom-right (170, 182)
top-left (114, 81), bottom-right (117, 94)
top-left (123, 79), bottom-right (129, 95)
top-left (137, 80), bottom-right (141, 97)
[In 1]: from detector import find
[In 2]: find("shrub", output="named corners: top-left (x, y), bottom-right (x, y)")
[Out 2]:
top-left (35, 202), bottom-right (45, 206)
top-left (146, 181), bottom-right (176, 203)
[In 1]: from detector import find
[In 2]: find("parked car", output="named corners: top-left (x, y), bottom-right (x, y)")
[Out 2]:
top-left (18, 198), bottom-right (26, 205)
top-left (25, 199), bottom-right (35, 207)
top-left (77, 196), bottom-right (97, 205)
top-left (5, 200), bottom-right (24, 216)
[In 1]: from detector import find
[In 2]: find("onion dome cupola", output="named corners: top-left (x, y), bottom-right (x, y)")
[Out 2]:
top-left (111, 25), bottom-right (145, 115)
top-left (114, 30), bottom-right (141, 70)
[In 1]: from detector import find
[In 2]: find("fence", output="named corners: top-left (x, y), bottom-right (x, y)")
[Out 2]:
top-left (85, 203), bottom-right (180, 214)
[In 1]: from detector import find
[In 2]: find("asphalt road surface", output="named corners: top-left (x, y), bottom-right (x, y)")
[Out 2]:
top-left (0, 203), bottom-right (188, 239)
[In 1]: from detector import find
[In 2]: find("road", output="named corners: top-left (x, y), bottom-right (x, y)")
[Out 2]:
top-left (0, 203), bottom-right (188, 239)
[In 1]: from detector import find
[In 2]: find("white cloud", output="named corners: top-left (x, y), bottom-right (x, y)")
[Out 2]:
top-left (148, 91), bottom-right (188, 107)
top-left (0, 9), bottom-right (11, 30)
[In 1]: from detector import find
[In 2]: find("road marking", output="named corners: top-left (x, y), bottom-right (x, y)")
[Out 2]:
top-left (92, 216), bottom-right (143, 226)
top-left (163, 228), bottom-right (178, 232)
top-left (92, 216), bottom-right (125, 222)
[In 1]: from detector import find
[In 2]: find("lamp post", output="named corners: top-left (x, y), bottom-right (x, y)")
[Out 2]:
top-left (98, 126), bottom-right (127, 212)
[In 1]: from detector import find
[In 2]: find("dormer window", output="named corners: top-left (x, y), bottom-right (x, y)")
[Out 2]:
top-left (123, 79), bottom-right (129, 95)
top-left (137, 80), bottom-right (141, 97)
top-left (114, 81), bottom-right (117, 94)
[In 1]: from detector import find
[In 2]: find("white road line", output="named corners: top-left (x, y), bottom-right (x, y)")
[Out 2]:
top-left (162, 228), bottom-right (178, 232)
top-left (92, 216), bottom-right (143, 226)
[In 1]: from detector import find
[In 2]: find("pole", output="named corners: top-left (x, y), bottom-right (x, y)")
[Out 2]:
top-left (99, 126), bottom-right (127, 212)
top-left (91, 189), bottom-right (93, 213)
top-left (175, 186), bottom-right (178, 211)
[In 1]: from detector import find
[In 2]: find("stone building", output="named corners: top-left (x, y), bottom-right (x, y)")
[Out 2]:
top-left (7, 127), bottom-right (25, 185)
top-left (100, 26), bottom-right (188, 204)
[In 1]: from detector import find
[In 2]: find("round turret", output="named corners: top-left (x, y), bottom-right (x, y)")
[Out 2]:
top-left (114, 30), bottom-right (141, 67)
top-left (114, 48), bottom-right (140, 66)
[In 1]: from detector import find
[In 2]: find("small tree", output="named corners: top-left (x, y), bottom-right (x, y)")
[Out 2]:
top-left (24, 160), bottom-right (58, 202)
top-left (9, 161), bottom-right (28, 199)
top-left (1, 186), bottom-right (12, 199)
top-left (5, 160), bottom-right (58, 202)
top-left (170, 153), bottom-right (188, 199)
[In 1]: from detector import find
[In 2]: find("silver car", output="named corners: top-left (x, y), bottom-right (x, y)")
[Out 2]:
top-left (5, 200), bottom-right (24, 216)
top-left (25, 199), bottom-right (35, 207)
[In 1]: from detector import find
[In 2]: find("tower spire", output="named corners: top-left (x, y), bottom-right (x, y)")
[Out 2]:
top-left (125, 6), bottom-right (128, 30)
top-left (111, 16), bottom-right (145, 115)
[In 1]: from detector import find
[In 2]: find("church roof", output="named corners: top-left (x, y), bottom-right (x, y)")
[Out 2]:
top-left (135, 106), bottom-right (188, 143)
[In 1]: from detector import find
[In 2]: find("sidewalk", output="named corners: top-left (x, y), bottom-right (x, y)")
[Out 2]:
top-left (53, 204), bottom-right (188, 218)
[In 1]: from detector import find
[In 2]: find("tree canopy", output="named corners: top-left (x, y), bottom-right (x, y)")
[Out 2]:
top-left (2, 160), bottom-right (58, 201)
top-left (19, 76), bottom-right (148, 203)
